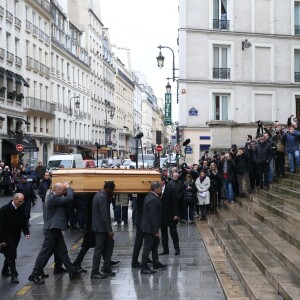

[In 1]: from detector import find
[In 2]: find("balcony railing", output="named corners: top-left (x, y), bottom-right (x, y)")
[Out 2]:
top-left (0, 48), bottom-right (5, 59)
top-left (295, 25), bottom-right (300, 35)
top-left (5, 10), bottom-right (13, 22)
top-left (295, 72), bottom-right (300, 82)
top-left (213, 68), bottom-right (231, 79)
top-left (33, 59), bottom-right (39, 71)
top-left (6, 51), bottom-right (14, 63)
top-left (26, 56), bottom-right (33, 68)
top-left (24, 97), bottom-right (54, 114)
top-left (44, 33), bottom-right (50, 44)
top-left (38, 29), bottom-right (44, 40)
top-left (44, 66), bottom-right (50, 77)
top-left (14, 17), bottom-right (21, 28)
top-left (213, 19), bottom-right (230, 30)
top-left (26, 20), bottom-right (32, 32)
top-left (34, 0), bottom-right (50, 12)
top-left (0, 6), bottom-right (4, 17)
top-left (15, 56), bottom-right (22, 66)
top-left (39, 62), bottom-right (45, 74)
top-left (33, 25), bottom-right (38, 36)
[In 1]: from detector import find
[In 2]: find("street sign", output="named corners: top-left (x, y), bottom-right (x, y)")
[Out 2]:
top-left (185, 146), bottom-right (193, 154)
top-left (16, 144), bottom-right (24, 151)
top-left (164, 93), bottom-right (172, 125)
top-left (156, 145), bottom-right (162, 152)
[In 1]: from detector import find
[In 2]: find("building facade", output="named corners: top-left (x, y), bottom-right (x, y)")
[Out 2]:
top-left (179, 0), bottom-right (298, 164)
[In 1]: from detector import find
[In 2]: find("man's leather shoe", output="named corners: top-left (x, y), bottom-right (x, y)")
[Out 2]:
top-left (159, 251), bottom-right (169, 255)
top-left (101, 268), bottom-right (116, 276)
top-left (153, 262), bottom-right (167, 269)
top-left (131, 262), bottom-right (141, 268)
top-left (111, 260), bottom-right (120, 266)
top-left (69, 270), bottom-right (81, 279)
top-left (11, 276), bottom-right (19, 284)
top-left (53, 267), bottom-right (67, 274)
top-left (40, 270), bottom-right (49, 278)
top-left (175, 250), bottom-right (180, 256)
top-left (141, 268), bottom-right (156, 275)
top-left (73, 264), bottom-right (87, 273)
top-left (28, 275), bottom-right (45, 285)
top-left (91, 272), bottom-right (107, 279)
top-left (147, 258), bottom-right (153, 264)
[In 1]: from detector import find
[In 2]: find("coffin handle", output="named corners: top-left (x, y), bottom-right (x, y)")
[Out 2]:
top-left (142, 180), bottom-right (152, 183)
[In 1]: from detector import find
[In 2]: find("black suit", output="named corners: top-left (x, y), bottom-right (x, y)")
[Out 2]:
top-left (0, 201), bottom-right (29, 276)
top-left (30, 187), bottom-right (77, 277)
top-left (140, 191), bottom-right (161, 270)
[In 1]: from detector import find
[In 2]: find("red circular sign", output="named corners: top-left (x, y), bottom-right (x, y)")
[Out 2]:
top-left (16, 144), bottom-right (24, 151)
top-left (156, 145), bottom-right (163, 152)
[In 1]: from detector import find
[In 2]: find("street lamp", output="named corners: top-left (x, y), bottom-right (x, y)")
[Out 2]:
top-left (156, 45), bottom-right (179, 103)
top-left (95, 142), bottom-right (100, 168)
top-left (68, 96), bottom-right (80, 116)
top-left (135, 132), bottom-right (143, 169)
top-left (165, 80), bottom-right (171, 94)
top-left (104, 99), bottom-right (115, 158)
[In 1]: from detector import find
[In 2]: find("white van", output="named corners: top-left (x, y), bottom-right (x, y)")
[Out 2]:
top-left (47, 154), bottom-right (84, 170)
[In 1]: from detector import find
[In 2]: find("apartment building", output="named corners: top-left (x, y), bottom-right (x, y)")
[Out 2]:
top-left (50, 0), bottom-right (91, 156)
top-left (179, 0), bottom-right (300, 164)
top-left (0, 0), bottom-right (52, 166)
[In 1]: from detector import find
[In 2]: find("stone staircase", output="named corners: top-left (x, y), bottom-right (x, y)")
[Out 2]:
top-left (205, 169), bottom-right (300, 299)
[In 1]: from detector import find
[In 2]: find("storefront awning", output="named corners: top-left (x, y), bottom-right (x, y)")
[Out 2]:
top-left (3, 139), bottom-right (39, 152)
top-left (6, 70), bottom-right (20, 83)
top-left (0, 67), bottom-right (5, 78)
top-left (15, 74), bottom-right (29, 87)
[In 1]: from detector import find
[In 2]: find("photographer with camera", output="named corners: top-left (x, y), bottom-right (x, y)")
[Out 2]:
top-left (271, 124), bottom-right (286, 178)
top-left (287, 115), bottom-right (300, 129)
top-left (282, 124), bottom-right (300, 173)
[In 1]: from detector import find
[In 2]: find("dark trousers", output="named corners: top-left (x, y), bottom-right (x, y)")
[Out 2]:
top-left (257, 162), bottom-right (269, 188)
top-left (275, 152), bottom-right (285, 176)
top-left (161, 223), bottom-right (179, 252)
top-left (31, 229), bottom-right (76, 276)
top-left (114, 206), bottom-right (128, 223)
top-left (199, 204), bottom-right (207, 218)
top-left (183, 202), bottom-right (194, 221)
top-left (92, 232), bottom-right (114, 274)
top-left (210, 191), bottom-right (217, 212)
top-left (132, 226), bottom-right (144, 264)
top-left (249, 162), bottom-right (258, 189)
top-left (141, 233), bottom-right (159, 269)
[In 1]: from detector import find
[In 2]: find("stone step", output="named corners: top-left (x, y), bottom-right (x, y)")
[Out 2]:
top-left (285, 165), bottom-right (300, 173)
top-left (207, 214), bottom-right (280, 300)
top-left (284, 172), bottom-right (300, 181)
top-left (270, 183), bottom-right (300, 199)
top-left (274, 177), bottom-right (300, 189)
top-left (236, 196), bottom-right (300, 250)
top-left (215, 209), bottom-right (300, 300)
top-left (257, 188), bottom-right (300, 213)
top-left (224, 202), bottom-right (300, 280)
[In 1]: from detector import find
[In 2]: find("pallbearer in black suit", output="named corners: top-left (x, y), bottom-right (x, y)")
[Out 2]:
top-left (91, 181), bottom-right (116, 279)
top-left (28, 181), bottom-right (80, 284)
top-left (0, 193), bottom-right (30, 284)
top-left (140, 181), bottom-right (164, 274)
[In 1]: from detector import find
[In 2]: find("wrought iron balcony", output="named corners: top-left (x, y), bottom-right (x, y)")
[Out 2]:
top-left (44, 66), bottom-right (50, 77)
top-left (26, 20), bottom-right (32, 32)
top-left (39, 29), bottom-right (44, 40)
top-left (33, 25), bottom-right (38, 36)
top-left (0, 48), bottom-right (5, 59)
top-left (213, 68), bottom-right (231, 79)
top-left (6, 51), bottom-right (14, 63)
top-left (26, 56), bottom-right (33, 68)
top-left (295, 72), bottom-right (300, 82)
top-left (5, 10), bottom-right (13, 22)
top-left (33, 59), bottom-right (40, 71)
top-left (15, 56), bottom-right (22, 66)
top-left (295, 25), bottom-right (300, 35)
top-left (14, 17), bottom-right (21, 28)
top-left (24, 97), bottom-right (54, 114)
top-left (213, 19), bottom-right (230, 30)
top-left (44, 33), bottom-right (50, 45)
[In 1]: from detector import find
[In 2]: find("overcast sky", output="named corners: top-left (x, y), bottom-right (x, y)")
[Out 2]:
top-left (100, 0), bottom-right (179, 121)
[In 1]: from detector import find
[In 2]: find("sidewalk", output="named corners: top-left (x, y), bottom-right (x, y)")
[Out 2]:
top-left (13, 222), bottom-right (226, 300)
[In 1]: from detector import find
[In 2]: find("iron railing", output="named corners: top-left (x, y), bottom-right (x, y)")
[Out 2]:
top-left (15, 56), bottom-right (22, 66)
top-left (33, 59), bottom-right (40, 71)
top-left (26, 56), bottom-right (33, 68)
top-left (6, 51), bottom-right (14, 63)
top-left (213, 19), bottom-right (230, 30)
top-left (44, 33), bottom-right (50, 44)
top-left (0, 48), bottom-right (5, 59)
top-left (5, 10), bottom-right (13, 22)
top-left (38, 29), bottom-right (44, 40)
top-left (26, 20), bottom-right (32, 32)
top-left (24, 97), bottom-right (54, 114)
top-left (213, 68), bottom-right (231, 79)
top-left (14, 17), bottom-right (21, 27)
top-left (33, 25), bottom-right (38, 36)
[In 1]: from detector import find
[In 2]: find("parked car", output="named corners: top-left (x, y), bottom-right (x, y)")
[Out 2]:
top-left (47, 154), bottom-right (84, 170)
top-left (101, 158), bottom-right (122, 168)
top-left (93, 159), bottom-right (103, 168)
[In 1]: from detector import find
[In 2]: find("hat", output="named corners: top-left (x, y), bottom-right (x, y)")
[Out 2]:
top-left (21, 175), bottom-right (27, 179)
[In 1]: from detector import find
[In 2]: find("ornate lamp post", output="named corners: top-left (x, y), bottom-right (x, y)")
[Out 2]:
top-left (68, 96), bottom-right (80, 116)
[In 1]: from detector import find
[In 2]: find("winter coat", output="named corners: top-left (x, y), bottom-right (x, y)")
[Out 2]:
top-left (282, 130), bottom-right (300, 153)
top-left (254, 141), bottom-right (272, 163)
top-left (183, 180), bottom-right (197, 205)
top-left (208, 170), bottom-right (222, 192)
top-left (195, 176), bottom-right (211, 205)
top-left (2, 170), bottom-right (12, 186)
top-left (235, 153), bottom-right (249, 174)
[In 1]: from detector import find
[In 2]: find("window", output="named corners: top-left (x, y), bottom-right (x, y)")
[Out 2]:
top-left (213, 0), bottom-right (229, 29)
top-left (214, 95), bottom-right (229, 120)
top-left (295, 50), bottom-right (300, 82)
top-left (295, 2), bottom-right (300, 35)
top-left (213, 46), bottom-right (230, 79)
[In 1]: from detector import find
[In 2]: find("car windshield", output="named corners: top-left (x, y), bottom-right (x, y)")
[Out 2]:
top-left (48, 160), bottom-right (72, 169)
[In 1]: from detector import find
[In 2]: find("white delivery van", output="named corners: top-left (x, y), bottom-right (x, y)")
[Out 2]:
top-left (47, 154), bottom-right (84, 170)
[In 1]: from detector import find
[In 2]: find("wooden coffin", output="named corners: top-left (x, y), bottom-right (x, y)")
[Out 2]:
top-left (51, 169), bottom-right (161, 193)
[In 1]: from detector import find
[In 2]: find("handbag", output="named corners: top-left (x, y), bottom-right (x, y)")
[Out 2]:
top-left (199, 191), bottom-right (206, 198)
